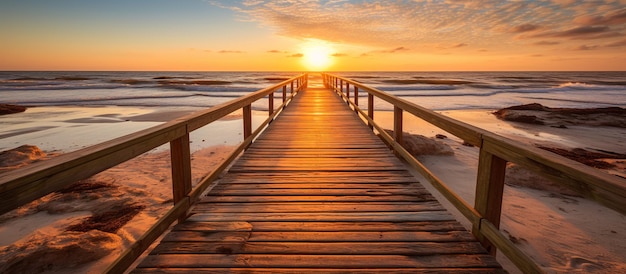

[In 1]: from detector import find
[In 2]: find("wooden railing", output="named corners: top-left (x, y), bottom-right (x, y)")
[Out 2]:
top-left (323, 73), bottom-right (626, 274)
top-left (0, 74), bottom-right (308, 272)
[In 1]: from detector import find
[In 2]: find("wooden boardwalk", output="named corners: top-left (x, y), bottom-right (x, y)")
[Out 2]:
top-left (133, 84), bottom-right (503, 273)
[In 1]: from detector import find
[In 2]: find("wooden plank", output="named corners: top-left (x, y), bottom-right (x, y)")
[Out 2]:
top-left (202, 195), bottom-right (436, 203)
top-left (136, 254), bottom-right (501, 268)
top-left (209, 183), bottom-right (425, 189)
top-left (162, 230), bottom-right (478, 243)
top-left (150, 241), bottom-right (487, 255)
top-left (220, 175), bottom-right (416, 181)
top-left (185, 212), bottom-right (455, 222)
top-left (172, 221), bottom-right (465, 232)
top-left (133, 267), bottom-right (505, 273)
top-left (206, 188), bottom-right (434, 196)
top-left (228, 167), bottom-right (407, 172)
top-left (219, 171), bottom-right (417, 179)
top-left (191, 202), bottom-right (444, 213)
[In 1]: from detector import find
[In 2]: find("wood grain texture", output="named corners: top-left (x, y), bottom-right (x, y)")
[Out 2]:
top-left (132, 86), bottom-right (501, 272)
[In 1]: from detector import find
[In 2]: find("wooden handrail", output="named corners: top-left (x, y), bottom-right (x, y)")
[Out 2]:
top-left (323, 73), bottom-right (626, 274)
top-left (0, 73), bottom-right (308, 272)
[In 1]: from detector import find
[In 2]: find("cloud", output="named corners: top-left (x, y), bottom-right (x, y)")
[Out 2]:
top-left (212, 0), bottom-right (626, 52)
top-left (331, 53), bottom-right (348, 57)
top-left (574, 9), bottom-right (626, 26)
top-left (575, 44), bottom-right (600, 50)
top-left (606, 39), bottom-right (626, 47)
top-left (380, 47), bottom-right (410, 53)
top-left (288, 53), bottom-right (303, 58)
top-left (528, 26), bottom-right (622, 40)
top-left (533, 41), bottom-right (560, 46)
top-left (218, 50), bottom-right (245, 54)
top-left (509, 23), bottom-right (542, 33)
top-left (267, 50), bottom-right (285, 53)
top-left (452, 43), bottom-right (468, 48)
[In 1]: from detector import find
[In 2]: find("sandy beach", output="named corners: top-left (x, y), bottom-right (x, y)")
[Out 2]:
top-left (1, 104), bottom-right (625, 273)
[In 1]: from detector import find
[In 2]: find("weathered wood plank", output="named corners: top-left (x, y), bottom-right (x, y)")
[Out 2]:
top-left (136, 254), bottom-right (501, 268)
top-left (202, 195), bottom-right (436, 203)
top-left (150, 241), bottom-right (487, 255)
top-left (209, 183), bottom-right (423, 189)
top-left (186, 212), bottom-right (454, 222)
top-left (172, 221), bottom-right (465, 232)
top-left (191, 202), bottom-right (444, 213)
top-left (206, 188), bottom-right (434, 196)
top-left (133, 268), bottom-right (506, 273)
top-left (162, 230), bottom-right (476, 243)
top-left (213, 176), bottom-right (418, 183)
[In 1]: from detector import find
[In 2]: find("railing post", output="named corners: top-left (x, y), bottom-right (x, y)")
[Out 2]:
top-left (393, 106), bottom-right (403, 146)
top-left (474, 146), bottom-right (507, 255)
top-left (268, 91), bottom-right (274, 116)
top-left (243, 104), bottom-right (252, 139)
top-left (290, 82), bottom-right (294, 98)
top-left (367, 93), bottom-right (374, 129)
top-left (282, 85), bottom-right (287, 103)
top-left (170, 132), bottom-right (191, 221)
top-left (354, 86), bottom-right (359, 106)
top-left (339, 79), bottom-right (343, 94)
top-left (346, 82), bottom-right (350, 100)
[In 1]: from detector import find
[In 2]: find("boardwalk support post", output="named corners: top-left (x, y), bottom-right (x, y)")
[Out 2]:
top-left (393, 106), bottom-right (403, 146)
top-left (283, 85), bottom-right (287, 103)
top-left (269, 91), bottom-right (274, 116)
top-left (243, 104), bottom-right (252, 139)
top-left (354, 86), bottom-right (359, 106)
top-left (368, 93), bottom-right (374, 129)
top-left (170, 132), bottom-right (192, 222)
top-left (474, 147), bottom-right (507, 255)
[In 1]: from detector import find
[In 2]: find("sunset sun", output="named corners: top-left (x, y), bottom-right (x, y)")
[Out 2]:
top-left (301, 41), bottom-right (334, 71)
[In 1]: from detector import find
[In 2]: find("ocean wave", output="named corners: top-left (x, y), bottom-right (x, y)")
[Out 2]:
top-left (554, 82), bottom-right (626, 91)
top-left (152, 76), bottom-right (196, 80)
top-left (380, 79), bottom-right (475, 85)
top-left (557, 82), bottom-right (594, 89)
top-left (342, 75), bottom-right (386, 79)
top-left (467, 84), bottom-right (525, 89)
top-left (261, 77), bottom-right (291, 81)
top-left (158, 85), bottom-right (256, 93)
top-left (0, 83), bottom-right (127, 91)
top-left (373, 85), bottom-right (458, 91)
top-left (110, 79), bottom-right (154, 85)
top-left (158, 80), bottom-right (232, 86)
top-left (10, 76), bottom-right (92, 81)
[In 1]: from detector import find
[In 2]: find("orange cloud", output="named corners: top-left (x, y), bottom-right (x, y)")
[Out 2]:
top-left (218, 50), bottom-right (245, 54)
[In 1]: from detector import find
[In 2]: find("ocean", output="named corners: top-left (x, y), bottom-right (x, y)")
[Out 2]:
top-left (1, 71), bottom-right (625, 111)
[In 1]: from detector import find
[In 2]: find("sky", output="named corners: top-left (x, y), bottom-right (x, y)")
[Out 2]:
top-left (1, 0), bottom-right (625, 71)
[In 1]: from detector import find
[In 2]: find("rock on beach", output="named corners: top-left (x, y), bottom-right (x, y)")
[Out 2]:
top-left (0, 104), bottom-right (27, 115)
top-left (493, 103), bottom-right (626, 128)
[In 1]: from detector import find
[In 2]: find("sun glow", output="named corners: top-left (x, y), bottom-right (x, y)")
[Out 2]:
top-left (301, 40), bottom-right (334, 71)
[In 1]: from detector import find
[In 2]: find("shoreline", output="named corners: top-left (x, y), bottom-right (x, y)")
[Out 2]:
top-left (1, 104), bottom-right (625, 273)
